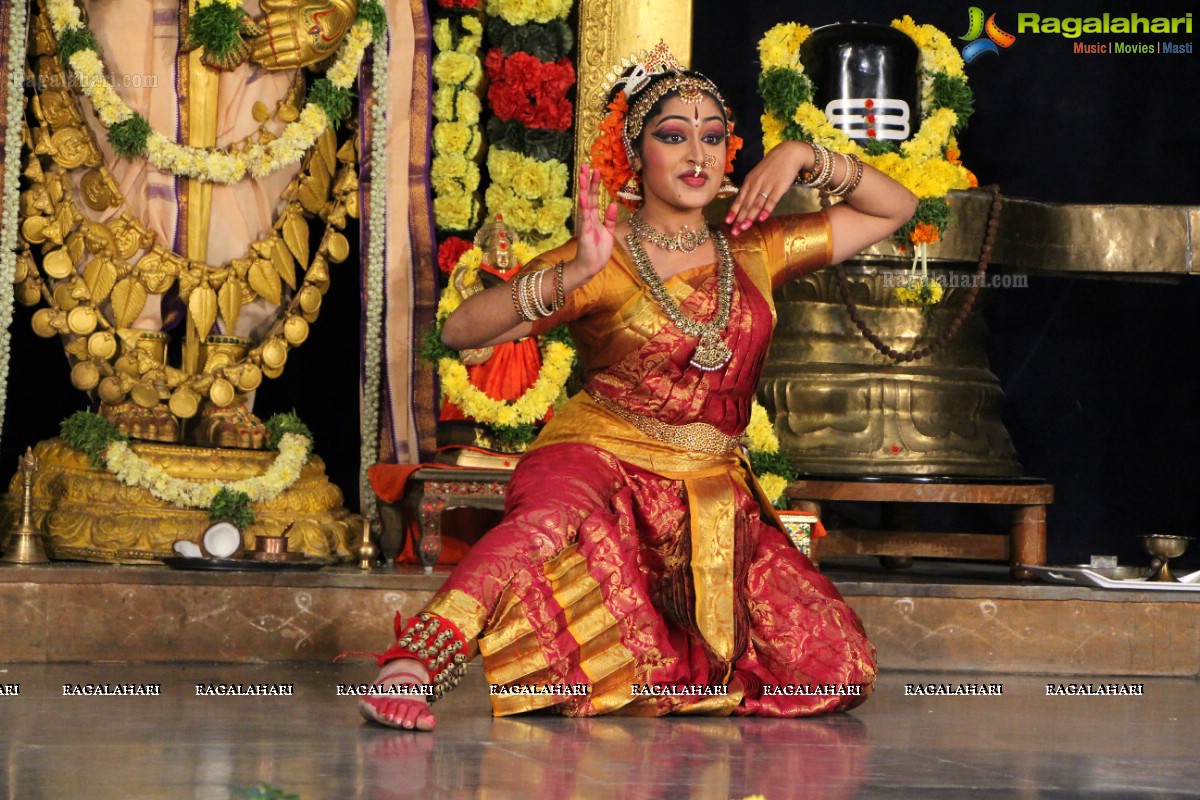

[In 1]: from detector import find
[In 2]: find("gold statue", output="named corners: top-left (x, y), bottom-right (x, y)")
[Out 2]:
top-left (3, 0), bottom-right (373, 561)
top-left (17, 0), bottom-right (360, 450)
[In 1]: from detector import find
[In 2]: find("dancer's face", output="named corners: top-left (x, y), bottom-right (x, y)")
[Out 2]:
top-left (635, 94), bottom-right (726, 213)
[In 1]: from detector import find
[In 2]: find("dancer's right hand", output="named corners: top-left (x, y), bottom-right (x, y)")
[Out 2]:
top-left (573, 164), bottom-right (618, 280)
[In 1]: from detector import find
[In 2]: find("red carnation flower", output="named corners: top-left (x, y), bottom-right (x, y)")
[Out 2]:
top-left (437, 236), bottom-right (473, 274)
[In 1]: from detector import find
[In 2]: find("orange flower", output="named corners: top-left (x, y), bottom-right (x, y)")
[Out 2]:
top-left (589, 95), bottom-right (637, 206)
top-left (944, 145), bottom-right (961, 165)
top-left (725, 125), bottom-right (743, 174)
top-left (909, 222), bottom-right (941, 245)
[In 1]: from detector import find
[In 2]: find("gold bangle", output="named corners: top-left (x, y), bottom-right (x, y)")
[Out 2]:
top-left (552, 261), bottom-right (566, 311)
top-left (510, 276), bottom-right (532, 322)
top-left (530, 268), bottom-right (553, 317)
top-left (842, 154), bottom-right (865, 196)
top-left (828, 152), bottom-right (857, 197)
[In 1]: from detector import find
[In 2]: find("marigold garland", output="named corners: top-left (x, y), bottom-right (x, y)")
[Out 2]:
top-left (431, 12), bottom-right (485, 232)
top-left (43, 0), bottom-right (382, 185)
top-left (482, 0), bottom-right (575, 248)
top-left (429, 243), bottom-right (576, 442)
top-left (758, 16), bottom-right (977, 306)
top-left (745, 401), bottom-right (796, 509)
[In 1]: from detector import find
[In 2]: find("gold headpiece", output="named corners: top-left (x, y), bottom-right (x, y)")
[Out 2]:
top-left (590, 42), bottom-right (734, 208)
top-left (597, 42), bottom-right (726, 154)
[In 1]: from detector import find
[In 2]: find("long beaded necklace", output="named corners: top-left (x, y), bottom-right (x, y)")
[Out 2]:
top-left (629, 212), bottom-right (711, 253)
top-left (624, 227), bottom-right (736, 371)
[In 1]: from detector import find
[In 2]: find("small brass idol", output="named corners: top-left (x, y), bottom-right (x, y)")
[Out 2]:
top-left (1, 448), bottom-right (50, 564)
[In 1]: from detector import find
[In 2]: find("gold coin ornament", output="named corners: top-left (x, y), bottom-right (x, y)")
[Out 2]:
top-left (298, 285), bottom-right (322, 314)
top-left (18, 281), bottom-right (42, 306)
top-left (260, 338), bottom-right (288, 370)
top-left (98, 375), bottom-right (127, 404)
top-left (237, 363), bottom-right (263, 392)
top-left (130, 382), bottom-right (160, 408)
top-left (87, 330), bottom-right (118, 359)
top-left (326, 232), bottom-right (350, 263)
top-left (31, 308), bottom-right (59, 338)
top-left (67, 305), bottom-right (98, 335)
top-left (209, 378), bottom-right (236, 407)
top-left (22, 216), bottom-right (48, 244)
top-left (169, 387), bottom-right (201, 418)
top-left (52, 283), bottom-right (79, 310)
top-left (42, 248), bottom-right (75, 279)
top-left (70, 361), bottom-right (101, 391)
top-left (80, 169), bottom-right (116, 210)
top-left (283, 315), bottom-right (309, 346)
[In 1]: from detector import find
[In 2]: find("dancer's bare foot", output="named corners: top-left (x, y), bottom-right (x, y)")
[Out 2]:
top-left (357, 658), bottom-right (436, 731)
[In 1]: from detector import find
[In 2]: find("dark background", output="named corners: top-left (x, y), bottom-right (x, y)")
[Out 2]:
top-left (4, 1), bottom-right (1198, 569)
top-left (693, 0), bottom-right (1200, 567)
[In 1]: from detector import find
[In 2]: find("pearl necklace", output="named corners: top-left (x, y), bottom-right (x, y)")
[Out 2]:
top-left (624, 229), bottom-right (735, 371)
top-left (629, 212), bottom-right (711, 253)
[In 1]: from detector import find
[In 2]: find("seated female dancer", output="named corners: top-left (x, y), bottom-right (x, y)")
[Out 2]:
top-left (360, 44), bottom-right (917, 730)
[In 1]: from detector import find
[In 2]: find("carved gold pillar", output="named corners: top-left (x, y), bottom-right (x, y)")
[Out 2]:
top-left (574, 0), bottom-right (692, 183)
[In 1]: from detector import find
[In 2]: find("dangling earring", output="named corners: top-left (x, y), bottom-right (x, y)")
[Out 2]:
top-left (717, 175), bottom-right (738, 198)
top-left (617, 174), bottom-right (642, 203)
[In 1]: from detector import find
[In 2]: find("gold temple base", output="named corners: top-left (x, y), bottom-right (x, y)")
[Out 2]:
top-left (0, 439), bottom-right (358, 564)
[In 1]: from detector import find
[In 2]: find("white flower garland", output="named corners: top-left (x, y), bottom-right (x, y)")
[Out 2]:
top-left (0, 0), bottom-right (30, 445)
top-left (44, 0), bottom-right (375, 185)
top-left (103, 432), bottom-right (311, 509)
top-left (359, 17), bottom-right (389, 523)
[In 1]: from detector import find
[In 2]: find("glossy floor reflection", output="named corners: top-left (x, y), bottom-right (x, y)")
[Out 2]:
top-left (1, 663), bottom-right (1197, 799)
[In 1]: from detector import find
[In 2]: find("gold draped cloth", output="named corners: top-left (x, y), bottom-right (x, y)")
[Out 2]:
top-left (424, 212), bottom-right (877, 717)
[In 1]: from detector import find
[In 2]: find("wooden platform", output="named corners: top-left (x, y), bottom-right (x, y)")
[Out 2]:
top-left (786, 478), bottom-right (1053, 579)
top-left (2, 559), bottom-right (1196, 677)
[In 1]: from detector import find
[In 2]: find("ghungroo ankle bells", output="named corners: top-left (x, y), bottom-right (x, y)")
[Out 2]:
top-left (379, 612), bottom-right (468, 701)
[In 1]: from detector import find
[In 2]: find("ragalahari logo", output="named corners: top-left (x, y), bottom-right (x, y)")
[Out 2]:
top-left (961, 7), bottom-right (1016, 62)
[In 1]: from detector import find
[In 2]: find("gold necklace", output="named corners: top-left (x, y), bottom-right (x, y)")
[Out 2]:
top-left (629, 212), bottom-right (711, 253)
top-left (624, 229), bottom-right (735, 371)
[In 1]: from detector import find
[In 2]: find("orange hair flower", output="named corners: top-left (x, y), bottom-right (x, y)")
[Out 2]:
top-left (725, 125), bottom-right (743, 174)
top-left (589, 95), bottom-right (637, 207)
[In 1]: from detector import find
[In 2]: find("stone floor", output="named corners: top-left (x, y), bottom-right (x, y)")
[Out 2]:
top-left (1, 662), bottom-right (1197, 799)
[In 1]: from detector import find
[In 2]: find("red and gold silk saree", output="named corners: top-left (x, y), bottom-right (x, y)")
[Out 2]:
top-left (423, 213), bottom-right (876, 717)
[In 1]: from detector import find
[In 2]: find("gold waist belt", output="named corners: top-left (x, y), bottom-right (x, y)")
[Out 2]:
top-left (588, 393), bottom-right (743, 456)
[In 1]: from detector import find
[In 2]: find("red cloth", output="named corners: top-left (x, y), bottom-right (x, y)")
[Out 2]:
top-left (367, 461), bottom-right (494, 565)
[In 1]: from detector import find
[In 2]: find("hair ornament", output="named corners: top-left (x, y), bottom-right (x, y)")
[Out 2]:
top-left (589, 41), bottom-right (736, 209)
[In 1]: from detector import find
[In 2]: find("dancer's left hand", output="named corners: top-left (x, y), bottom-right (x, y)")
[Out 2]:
top-left (724, 141), bottom-right (811, 236)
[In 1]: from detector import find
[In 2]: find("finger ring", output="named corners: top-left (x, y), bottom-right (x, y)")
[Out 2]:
top-left (759, 192), bottom-right (770, 200)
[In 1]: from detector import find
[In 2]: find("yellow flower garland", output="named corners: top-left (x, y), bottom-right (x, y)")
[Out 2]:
top-left (439, 339), bottom-right (573, 428)
top-left (759, 16), bottom-right (976, 306)
top-left (759, 17), bottom-right (973, 201)
top-left (435, 245), bottom-right (575, 431)
top-left (746, 401), bottom-right (791, 507)
top-left (431, 13), bottom-right (485, 231)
